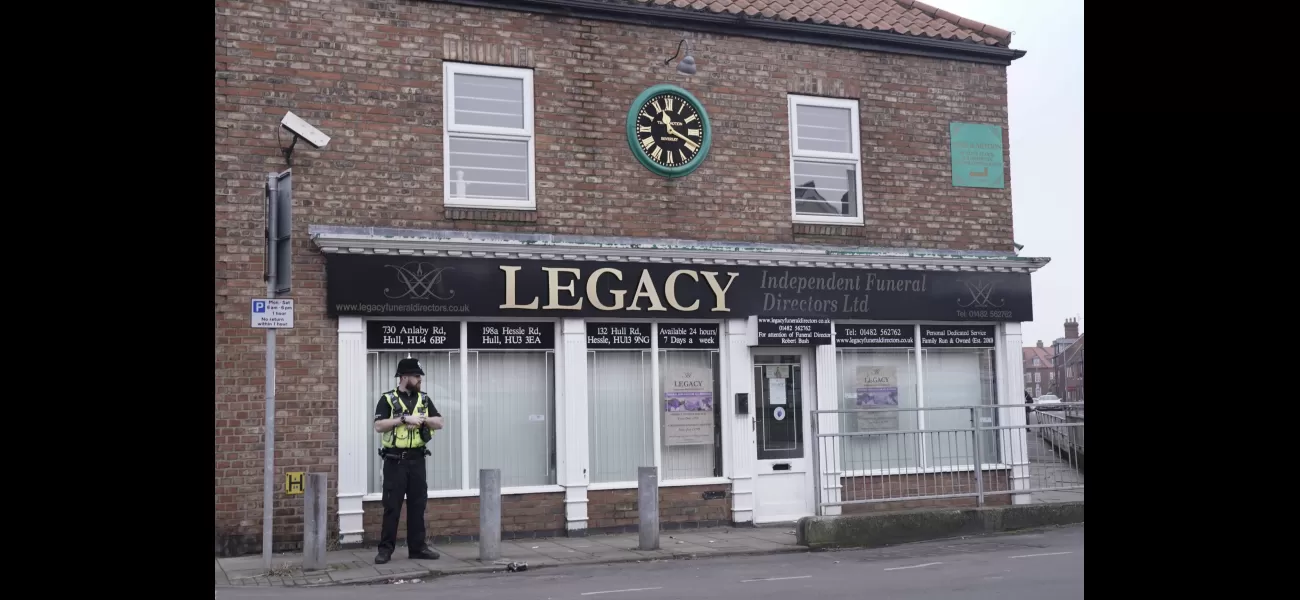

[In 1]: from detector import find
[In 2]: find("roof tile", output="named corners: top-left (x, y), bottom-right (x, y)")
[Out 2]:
top-left (611, 0), bottom-right (1012, 46)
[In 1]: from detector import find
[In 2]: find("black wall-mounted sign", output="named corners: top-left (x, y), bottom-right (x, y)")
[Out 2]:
top-left (324, 254), bottom-right (1033, 322)
top-left (659, 322), bottom-right (721, 349)
top-left (586, 322), bottom-right (652, 349)
top-left (919, 325), bottom-right (997, 348)
top-left (467, 321), bottom-right (556, 350)
top-left (756, 317), bottom-right (831, 346)
top-left (366, 320), bottom-right (460, 350)
top-left (834, 323), bottom-right (917, 349)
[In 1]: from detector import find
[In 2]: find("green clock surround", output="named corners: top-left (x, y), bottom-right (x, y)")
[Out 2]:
top-left (625, 84), bottom-right (713, 178)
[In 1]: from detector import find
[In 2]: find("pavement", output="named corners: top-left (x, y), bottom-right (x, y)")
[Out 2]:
top-left (215, 524), bottom-right (1083, 599)
top-left (216, 526), bottom-right (806, 588)
top-left (1027, 431), bottom-right (1085, 504)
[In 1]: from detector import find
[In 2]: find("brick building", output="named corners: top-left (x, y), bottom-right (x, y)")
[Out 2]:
top-left (1060, 332), bottom-right (1084, 401)
top-left (216, 0), bottom-right (1049, 555)
top-left (1050, 318), bottom-right (1081, 400)
top-left (1022, 340), bottom-right (1055, 398)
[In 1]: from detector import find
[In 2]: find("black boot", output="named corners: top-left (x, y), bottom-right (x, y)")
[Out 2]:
top-left (409, 547), bottom-right (440, 560)
top-left (375, 549), bottom-right (392, 564)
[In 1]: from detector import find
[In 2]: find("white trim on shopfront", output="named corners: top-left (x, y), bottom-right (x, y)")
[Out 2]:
top-left (323, 229), bottom-right (1047, 538)
top-left (559, 318), bottom-right (589, 532)
top-left (309, 226), bottom-right (1050, 274)
top-left (361, 485), bottom-right (566, 503)
top-left (588, 477), bottom-right (732, 492)
top-left (337, 316), bottom-right (368, 545)
top-left (726, 318), bottom-right (756, 524)
top-left (998, 322), bottom-right (1032, 504)
top-left (335, 316), bottom-right (1033, 537)
top-left (814, 336), bottom-right (841, 517)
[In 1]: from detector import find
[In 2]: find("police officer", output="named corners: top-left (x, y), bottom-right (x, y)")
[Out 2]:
top-left (372, 357), bottom-right (443, 564)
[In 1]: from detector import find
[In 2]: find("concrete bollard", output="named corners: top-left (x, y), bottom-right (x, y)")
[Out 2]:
top-left (479, 469), bottom-right (502, 562)
top-left (303, 473), bottom-right (328, 570)
top-left (638, 466), bottom-right (659, 551)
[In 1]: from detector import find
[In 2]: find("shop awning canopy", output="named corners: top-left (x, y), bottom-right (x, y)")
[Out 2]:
top-left (309, 226), bottom-right (1050, 274)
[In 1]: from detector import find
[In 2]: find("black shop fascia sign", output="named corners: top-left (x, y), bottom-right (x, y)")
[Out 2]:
top-left (325, 254), bottom-right (1033, 322)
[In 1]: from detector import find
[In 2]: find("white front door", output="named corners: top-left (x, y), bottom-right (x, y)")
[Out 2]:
top-left (751, 349), bottom-right (816, 524)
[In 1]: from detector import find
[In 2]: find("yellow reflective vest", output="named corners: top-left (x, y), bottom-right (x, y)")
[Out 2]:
top-left (381, 390), bottom-right (432, 449)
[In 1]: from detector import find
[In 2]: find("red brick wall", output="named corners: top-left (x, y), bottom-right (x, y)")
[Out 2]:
top-left (838, 469), bottom-right (1012, 513)
top-left (215, 0), bottom-right (1013, 551)
top-left (361, 492), bottom-right (566, 546)
top-left (588, 484), bottom-right (732, 531)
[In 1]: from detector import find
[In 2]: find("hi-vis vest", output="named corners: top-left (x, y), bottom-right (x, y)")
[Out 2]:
top-left (381, 390), bottom-right (432, 449)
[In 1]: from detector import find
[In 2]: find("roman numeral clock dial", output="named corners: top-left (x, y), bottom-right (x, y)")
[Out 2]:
top-left (625, 84), bottom-right (712, 178)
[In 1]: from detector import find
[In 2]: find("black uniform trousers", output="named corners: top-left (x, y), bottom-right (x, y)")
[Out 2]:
top-left (378, 452), bottom-right (429, 554)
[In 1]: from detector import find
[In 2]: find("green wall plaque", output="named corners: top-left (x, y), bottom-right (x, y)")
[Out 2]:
top-left (949, 122), bottom-right (1005, 189)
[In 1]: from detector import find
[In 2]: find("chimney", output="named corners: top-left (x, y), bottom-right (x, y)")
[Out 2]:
top-left (1036, 340), bottom-right (1043, 348)
top-left (1064, 318), bottom-right (1079, 339)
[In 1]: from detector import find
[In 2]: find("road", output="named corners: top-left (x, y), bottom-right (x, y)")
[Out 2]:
top-left (217, 525), bottom-right (1082, 600)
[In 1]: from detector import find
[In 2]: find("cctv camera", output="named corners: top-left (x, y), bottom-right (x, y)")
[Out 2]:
top-left (280, 111), bottom-right (330, 149)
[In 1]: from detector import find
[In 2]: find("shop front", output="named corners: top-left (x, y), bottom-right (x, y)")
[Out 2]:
top-left (313, 226), bottom-right (1044, 543)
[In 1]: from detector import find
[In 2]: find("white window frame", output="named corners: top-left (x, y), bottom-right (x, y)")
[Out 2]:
top-left (442, 62), bottom-right (536, 210)
top-left (787, 94), bottom-right (864, 226)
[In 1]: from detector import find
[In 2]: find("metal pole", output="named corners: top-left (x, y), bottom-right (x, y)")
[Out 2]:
top-left (304, 473), bottom-right (327, 570)
top-left (479, 469), bottom-right (501, 561)
top-left (263, 173), bottom-right (279, 569)
top-left (972, 407), bottom-right (985, 507)
top-left (637, 466), bottom-right (659, 550)
top-left (810, 410), bottom-right (821, 516)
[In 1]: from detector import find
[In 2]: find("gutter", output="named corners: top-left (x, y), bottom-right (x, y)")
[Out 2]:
top-left (439, 0), bottom-right (1027, 66)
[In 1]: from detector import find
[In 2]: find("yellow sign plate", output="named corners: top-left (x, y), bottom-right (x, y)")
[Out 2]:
top-left (285, 471), bottom-right (305, 495)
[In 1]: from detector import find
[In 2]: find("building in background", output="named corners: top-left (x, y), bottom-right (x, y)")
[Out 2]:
top-left (1060, 333), bottom-right (1084, 400)
top-left (1022, 340), bottom-right (1055, 398)
top-left (1051, 318), bottom-right (1082, 400)
top-left (216, 0), bottom-right (1045, 555)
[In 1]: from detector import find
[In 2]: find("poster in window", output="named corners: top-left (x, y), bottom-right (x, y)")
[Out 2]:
top-left (855, 366), bottom-right (899, 431)
top-left (663, 368), bottom-right (714, 446)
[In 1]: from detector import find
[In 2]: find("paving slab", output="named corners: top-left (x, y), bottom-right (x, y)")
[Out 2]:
top-left (731, 528), bottom-right (801, 544)
top-left (664, 532), bottom-right (744, 547)
top-left (217, 525), bottom-right (813, 588)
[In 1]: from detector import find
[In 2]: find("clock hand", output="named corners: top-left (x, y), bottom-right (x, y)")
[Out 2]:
top-left (667, 129), bottom-right (700, 153)
top-left (660, 111), bottom-right (698, 148)
top-left (661, 111), bottom-right (678, 135)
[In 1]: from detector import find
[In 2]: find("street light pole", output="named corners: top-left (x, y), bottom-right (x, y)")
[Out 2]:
top-left (263, 173), bottom-right (279, 569)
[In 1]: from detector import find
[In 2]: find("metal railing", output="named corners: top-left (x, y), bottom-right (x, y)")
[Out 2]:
top-left (810, 402), bottom-right (1084, 514)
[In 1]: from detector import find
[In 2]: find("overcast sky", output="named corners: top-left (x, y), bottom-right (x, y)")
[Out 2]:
top-left (924, 0), bottom-right (1084, 346)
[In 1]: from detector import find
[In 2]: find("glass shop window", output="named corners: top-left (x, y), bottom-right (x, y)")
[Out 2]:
top-left (366, 351), bottom-right (462, 494)
top-left (586, 323), bottom-right (653, 484)
top-left (467, 322), bottom-right (557, 488)
top-left (658, 323), bottom-right (723, 480)
top-left (920, 326), bottom-right (999, 468)
top-left (833, 324), bottom-right (921, 472)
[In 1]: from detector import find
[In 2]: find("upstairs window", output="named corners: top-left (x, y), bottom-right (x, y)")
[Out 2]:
top-left (443, 62), bottom-right (535, 210)
top-left (788, 94), bottom-right (863, 224)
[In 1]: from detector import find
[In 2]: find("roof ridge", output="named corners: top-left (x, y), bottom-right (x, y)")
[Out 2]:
top-left (896, 0), bottom-right (1012, 44)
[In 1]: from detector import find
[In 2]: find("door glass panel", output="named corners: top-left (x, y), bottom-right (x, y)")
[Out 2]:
top-left (753, 355), bottom-right (804, 460)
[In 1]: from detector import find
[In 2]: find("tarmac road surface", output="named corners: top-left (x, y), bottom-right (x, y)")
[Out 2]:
top-left (217, 525), bottom-right (1083, 600)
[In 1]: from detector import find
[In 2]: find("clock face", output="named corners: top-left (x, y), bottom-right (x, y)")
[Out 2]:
top-left (632, 92), bottom-right (706, 170)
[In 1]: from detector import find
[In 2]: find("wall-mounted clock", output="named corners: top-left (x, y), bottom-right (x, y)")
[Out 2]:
top-left (625, 84), bottom-right (712, 178)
